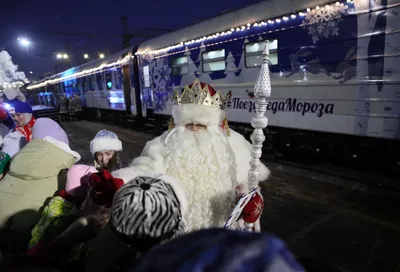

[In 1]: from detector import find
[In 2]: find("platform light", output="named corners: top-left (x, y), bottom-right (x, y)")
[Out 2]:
top-left (99, 53), bottom-right (105, 59)
top-left (84, 54), bottom-right (89, 59)
top-left (62, 54), bottom-right (68, 59)
top-left (56, 54), bottom-right (62, 59)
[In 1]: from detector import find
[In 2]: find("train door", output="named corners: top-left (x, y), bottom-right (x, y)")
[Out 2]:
top-left (122, 65), bottom-right (134, 115)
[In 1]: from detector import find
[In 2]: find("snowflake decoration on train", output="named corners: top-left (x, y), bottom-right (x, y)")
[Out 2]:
top-left (301, 4), bottom-right (349, 43)
top-left (151, 57), bottom-right (172, 112)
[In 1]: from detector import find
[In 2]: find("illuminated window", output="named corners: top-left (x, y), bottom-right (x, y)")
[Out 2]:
top-left (245, 40), bottom-right (278, 67)
top-left (143, 65), bottom-right (151, 87)
top-left (202, 49), bottom-right (226, 72)
top-left (105, 71), bottom-right (113, 90)
top-left (171, 56), bottom-right (189, 75)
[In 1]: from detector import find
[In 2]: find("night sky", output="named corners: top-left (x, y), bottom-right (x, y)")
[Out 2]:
top-left (1, 0), bottom-right (262, 81)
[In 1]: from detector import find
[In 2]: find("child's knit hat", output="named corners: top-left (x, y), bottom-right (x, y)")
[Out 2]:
top-left (90, 129), bottom-right (122, 156)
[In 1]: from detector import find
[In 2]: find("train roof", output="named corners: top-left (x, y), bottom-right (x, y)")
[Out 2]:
top-left (28, 45), bottom-right (135, 90)
top-left (137, 0), bottom-right (333, 53)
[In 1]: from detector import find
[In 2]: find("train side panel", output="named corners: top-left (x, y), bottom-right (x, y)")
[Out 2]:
top-left (136, 2), bottom-right (400, 141)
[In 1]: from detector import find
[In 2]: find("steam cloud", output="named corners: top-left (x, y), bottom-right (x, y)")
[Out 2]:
top-left (0, 50), bottom-right (28, 84)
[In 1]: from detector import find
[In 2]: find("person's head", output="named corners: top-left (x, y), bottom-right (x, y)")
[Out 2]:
top-left (90, 129), bottom-right (123, 170)
top-left (80, 168), bottom-right (124, 215)
top-left (170, 79), bottom-right (231, 134)
top-left (7, 102), bottom-right (32, 127)
top-left (134, 228), bottom-right (305, 272)
top-left (65, 164), bottom-right (98, 202)
top-left (3, 88), bottom-right (33, 127)
top-left (110, 174), bottom-right (188, 252)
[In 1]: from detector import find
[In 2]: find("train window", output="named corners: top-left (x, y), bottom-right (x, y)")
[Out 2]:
top-left (143, 65), bottom-right (151, 88)
top-left (171, 56), bottom-right (189, 75)
top-left (202, 49), bottom-right (226, 72)
top-left (245, 40), bottom-right (278, 68)
top-left (105, 71), bottom-right (113, 90)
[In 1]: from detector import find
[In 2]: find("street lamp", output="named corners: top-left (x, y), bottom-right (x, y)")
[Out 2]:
top-left (17, 37), bottom-right (31, 47)
top-left (57, 54), bottom-right (62, 59)
top-left (84, 54), bottom-right (89, 59)
top-left (99, 53), bottom-right (105, 59)
top-left (30, 71), bottom-right (33, 74)
top-left (62, 54), bottom-right (68, 59)
top-left (17, 37), bottom-right (31, 56)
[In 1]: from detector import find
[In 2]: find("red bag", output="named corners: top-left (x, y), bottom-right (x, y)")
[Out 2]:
top-left (241, 192), bottom-right (264, 223)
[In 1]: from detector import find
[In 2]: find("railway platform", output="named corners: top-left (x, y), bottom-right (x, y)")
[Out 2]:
top-left (62, 120), bottom-right (400, 272)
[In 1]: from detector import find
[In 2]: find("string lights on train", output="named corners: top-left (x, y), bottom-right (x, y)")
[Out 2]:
top-left (135, 0), bottom-right (353, 56)
top-left (27, 0), bottom-right (355, 90)
top-left (27, 54), bottom-right (133, 90)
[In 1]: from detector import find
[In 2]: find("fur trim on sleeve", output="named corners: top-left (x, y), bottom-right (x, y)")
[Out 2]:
top-left (113, 132), bottom-right (169, 183)
top-left (130, 132), bottom-right (167, 173)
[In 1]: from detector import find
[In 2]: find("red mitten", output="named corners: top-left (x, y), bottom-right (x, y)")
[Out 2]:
top-left (0, 104), bottom-right (7, 121)
top-left (88, 169), bottom-right (124, 207)
top-left (241, 192), bottom-right (264, 223)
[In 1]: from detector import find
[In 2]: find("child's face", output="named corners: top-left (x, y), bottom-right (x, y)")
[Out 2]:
top-left (11, 113), bottom-right (26, 127)
top-left (95, 150), bottom-right (115, 168)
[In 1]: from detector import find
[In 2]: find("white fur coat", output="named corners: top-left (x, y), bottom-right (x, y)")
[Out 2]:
top-left (113, 128), bottom-right (270, 189)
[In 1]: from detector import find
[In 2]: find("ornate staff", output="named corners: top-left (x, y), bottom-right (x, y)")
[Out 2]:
top-left (244, 41), bottom-right (271, 231)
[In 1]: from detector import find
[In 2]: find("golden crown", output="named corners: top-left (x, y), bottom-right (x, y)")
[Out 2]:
top-left (171, 79), bottom-right (231, 110)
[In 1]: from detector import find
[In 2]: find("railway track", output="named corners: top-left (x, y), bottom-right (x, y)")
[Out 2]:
top-left (262, 153), bottom-right (400, 195)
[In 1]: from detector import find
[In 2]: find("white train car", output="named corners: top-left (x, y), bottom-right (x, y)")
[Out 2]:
top-left (135, 0), bottom-right (400, 175)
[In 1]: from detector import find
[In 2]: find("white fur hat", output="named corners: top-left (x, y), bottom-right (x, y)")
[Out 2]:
top-left (90, 129), bottom-right (122, 155)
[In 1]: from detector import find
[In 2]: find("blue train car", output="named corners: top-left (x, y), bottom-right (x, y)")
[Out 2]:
top-left (27, 46), bottom-right (137, 121)
top-left (135, 0), bottom-right (400, 174)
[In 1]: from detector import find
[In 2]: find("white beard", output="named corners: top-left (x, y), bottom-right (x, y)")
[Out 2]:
top-left (164, 125), bottom-right (238, 231)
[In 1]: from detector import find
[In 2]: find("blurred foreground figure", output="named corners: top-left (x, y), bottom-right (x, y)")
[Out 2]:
top-left (134, 228), bottom-right (305, 272)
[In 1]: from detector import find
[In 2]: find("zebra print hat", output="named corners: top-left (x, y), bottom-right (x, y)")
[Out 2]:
top-left (110, 174), bottom-right (188, 250)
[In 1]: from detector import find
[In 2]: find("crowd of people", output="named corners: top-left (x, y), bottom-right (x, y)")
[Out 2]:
top-left (59, 94), bottom-right (84, 122)
top-left (0, 80), bottom-right (334, 271)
